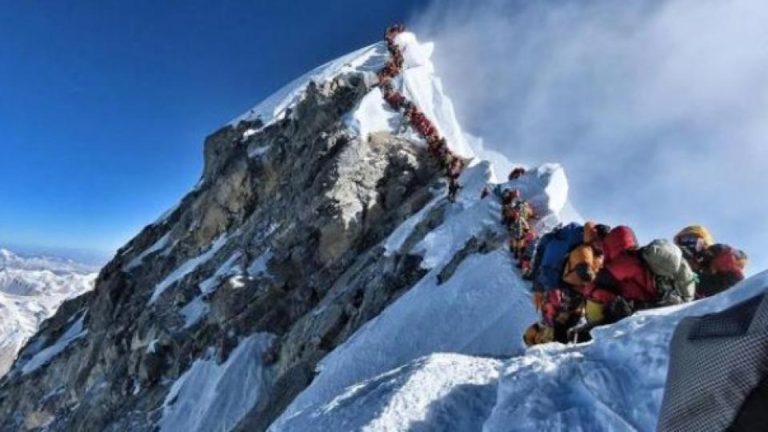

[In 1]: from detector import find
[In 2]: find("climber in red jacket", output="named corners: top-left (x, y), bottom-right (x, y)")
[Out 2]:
top-left (696, 244), bottom-right (748, 298)
top-left (383, 89), bottom-right (405, 110)
top-left (588, 225), bottom-right (658, 322)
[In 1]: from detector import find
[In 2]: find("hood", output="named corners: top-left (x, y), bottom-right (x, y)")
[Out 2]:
top-left (604, 225), bottom-right (638, 261)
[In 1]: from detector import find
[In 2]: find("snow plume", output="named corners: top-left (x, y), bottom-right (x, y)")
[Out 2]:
top-left (412, 0), bottom-right (768, 272)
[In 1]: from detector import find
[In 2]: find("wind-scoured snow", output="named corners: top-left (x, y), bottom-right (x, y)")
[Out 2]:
top-left (343, 32), bottom-right (476, 160)
top-left (199, 252), bottom-right (243, 295)
top-left (125, 232), bottom-right (173, 271)
top-left (394, 32), bottom-right (475, 160)
top-left (270, 162), bottom-right (569, 430)
top-left (21, 314), bottom-right (87, 376)
top-left (180, 296), bottom-right (209, 329)
top-left (230, 43), bottom-right (388, 128)
top-left (178, 251), bottom-right (244, 327)
top-left (247, 249), bottom-right (273, 278)
top-left (149, 234), bottom-right (230, 304)
top-left (158, 333), bottom-right (275, 432)
top-left (346, 87), bottom-right (401, 143)
top-left (276, 354), bottom-right (501, 432)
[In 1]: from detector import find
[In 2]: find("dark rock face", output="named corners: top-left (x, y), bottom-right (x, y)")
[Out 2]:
top-left (0, 72), bottom-right (446, 431)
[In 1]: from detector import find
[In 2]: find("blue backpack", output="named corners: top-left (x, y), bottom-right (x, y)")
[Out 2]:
top-left (535, 223), bottom-right (584, 290)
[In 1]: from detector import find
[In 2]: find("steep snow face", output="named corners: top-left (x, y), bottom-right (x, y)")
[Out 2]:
top-left (270, 270), bottom-right (768, 432)
top-left (346, 32), bottom-right (476, 160)
top-left (276, 353), bottom-right (502, 432)
top-left (20, 314), bottom-right (87, 376)
top-left (159, 333), bottom-right (275, 432)
top-left (270, 162), bottom-right (570, 430)
top-left (232, 31), bottom-right (475, 162)
top-left (0, 249), bottom-right (96, 376)
top-left (230, 43), bottom-right (387, 129)
top-left (394, 32), bottom-right (475, 159)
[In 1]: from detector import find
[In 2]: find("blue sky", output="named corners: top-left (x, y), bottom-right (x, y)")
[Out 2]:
top-left (2, 0), bottom-right (766, 272)
top-left (0, 0), bottom-right (428, 257)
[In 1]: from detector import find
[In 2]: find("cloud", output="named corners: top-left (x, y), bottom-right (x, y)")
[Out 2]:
top-left (412, 0), bottom-right (768, 273)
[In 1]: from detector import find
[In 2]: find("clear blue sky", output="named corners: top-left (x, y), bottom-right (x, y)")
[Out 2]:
top-left (0, 1), bottom-right (429, 256)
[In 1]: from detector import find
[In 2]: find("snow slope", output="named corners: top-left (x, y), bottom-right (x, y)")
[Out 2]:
top-left (249, 37), bottom-right (767, 427)
top-left (0, 249), bottom-right (96, 376)
top-left (159, 333), bottom-right (275, 432)
top-left (271, 233), bottom-right (768, 431)
top-left (181, 30), bottom-right (767, 431)
top-left (270, 161), bottom-right (571, 430)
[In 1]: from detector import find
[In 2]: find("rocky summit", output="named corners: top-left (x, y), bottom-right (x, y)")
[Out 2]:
top-left (0, 33), bottom-right (468, 431)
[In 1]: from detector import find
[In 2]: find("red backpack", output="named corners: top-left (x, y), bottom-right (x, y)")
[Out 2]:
top-left (707, 244), bottom-right (747, 276)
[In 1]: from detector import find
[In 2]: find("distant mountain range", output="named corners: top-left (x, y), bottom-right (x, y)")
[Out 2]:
top-left (0, 248), bottom-right (97, 376)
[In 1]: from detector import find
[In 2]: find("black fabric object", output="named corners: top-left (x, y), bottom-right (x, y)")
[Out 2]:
top-left (730, 376), bottom-right (768, 431)
top-left (698, 272), bottom-right (744, 298)
top-left (657, 291), bottom-right (768, 431)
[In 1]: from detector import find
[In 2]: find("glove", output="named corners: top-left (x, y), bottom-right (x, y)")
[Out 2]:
top-left (610, 297), bottom-right (634, 319)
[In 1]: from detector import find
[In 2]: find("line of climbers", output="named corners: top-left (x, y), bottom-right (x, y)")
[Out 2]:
top-left (379, 25), bottom-right (465, 202)
top-left (489, 168), bottom-right (749, 346)
top-left (378, 24), bottom-right (749, 347)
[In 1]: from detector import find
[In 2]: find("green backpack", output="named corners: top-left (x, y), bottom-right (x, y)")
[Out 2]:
top-left (641, 239), bottom-right (697, 304)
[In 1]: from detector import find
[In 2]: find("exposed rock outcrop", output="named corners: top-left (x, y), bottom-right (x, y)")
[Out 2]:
top-left (0, 70), bottom-right (447, 431)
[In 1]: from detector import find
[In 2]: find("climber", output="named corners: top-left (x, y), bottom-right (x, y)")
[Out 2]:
top-left (533, 288), bottom-right (584, 345)
top-left (500, 189), bottom-right (520, 226)
top-left (673, 225), bottom-right (714, 272)
top-left (518, 228), bottom-right (538, 274)
top-left (640, 239), bottom-right (697, 305)
top-left (696, 244), bottom-right (748, 298)
top-left (501, 188), bottom-right (518, 206)
top-left (508, 199), bottom-right (535, 261)
top-left (383, 89), bottom-right (405, 110)
top-left (561, 223), bottom-right (611, 289)
top-left (532, 223), bottom-right (586, 294)
top-left (508, 167), bottom-right (526, 181)
top-left (524, 223), bottom-right (588, 344)
top-left (427, 136), bottom-right (446, 157)
top-left (447, 157), bottom-right (464, 180)
top-left (439, 149), bottom-right (456, 171)
top-left (587, 226), bottom-right (658, 324)
top-left (447, 178), bottom-right (461, 203)
top-left (391, 49), bottom-right (404, 68)
top-left (549, 222), bottom-right (610, 342)
top-left (385, 24), bottom-right (406, 45)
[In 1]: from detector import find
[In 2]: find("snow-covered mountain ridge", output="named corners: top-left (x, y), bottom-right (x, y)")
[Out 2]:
top-left (0, 248), bottom-right (96, 377)
top-left (0, 30), bottom-right (763, 432)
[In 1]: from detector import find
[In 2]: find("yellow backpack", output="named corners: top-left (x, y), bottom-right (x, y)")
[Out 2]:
top-left (562, 244), bottom-right (602, 287)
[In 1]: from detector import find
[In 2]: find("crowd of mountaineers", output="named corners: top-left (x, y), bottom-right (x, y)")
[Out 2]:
top-left (377, 25), bottom-right (749, 347)
top-left (379, 24), bottom-right (465, 202)
top-left (493, 182), bottom-right (749, 345)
